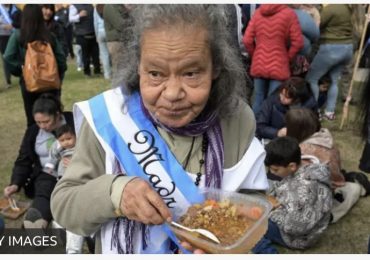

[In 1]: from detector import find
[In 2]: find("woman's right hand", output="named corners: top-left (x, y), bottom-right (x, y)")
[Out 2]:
top-left (120, 178), bottom-right (172, 225)
top-left (4, 184), bottom-right (19, 198)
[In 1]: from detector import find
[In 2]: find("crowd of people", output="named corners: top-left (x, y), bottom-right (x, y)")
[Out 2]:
top-left (0, 4), bottom-right (370, 254)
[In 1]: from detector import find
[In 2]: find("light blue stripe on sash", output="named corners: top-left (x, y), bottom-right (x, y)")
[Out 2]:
top-left (88, 92), bottom-right (195, 253)
top-left (89, 94), bottom-right (150, 181)
top-left (127, 92), bottom-right (204, 204)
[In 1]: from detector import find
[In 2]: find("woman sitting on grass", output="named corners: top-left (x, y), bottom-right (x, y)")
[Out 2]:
top-left (285, 108), bottom-right (370, 223)
top-left (3, 94), bottom-right (74, 229)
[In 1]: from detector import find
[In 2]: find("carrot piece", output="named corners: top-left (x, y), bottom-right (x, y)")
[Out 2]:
top-left (247, 206), bottom-right (263, 220)
top-left (237, 205), bottom-right (263, 220)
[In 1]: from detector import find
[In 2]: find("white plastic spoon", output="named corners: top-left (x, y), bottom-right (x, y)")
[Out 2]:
top-left (170, 221), bottom-right (221, 244)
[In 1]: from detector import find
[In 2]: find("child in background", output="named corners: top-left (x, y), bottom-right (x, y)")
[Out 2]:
top-left (262, 137), bottom-right (332, 250)
top-left (256, 77), bottom-right (317, 142)
top-left (45, 124), bottom-right (75, 180)
top-left (45, 124), bottom-right (85, 254)
top-left (317, 75), bottom-right (331, 115)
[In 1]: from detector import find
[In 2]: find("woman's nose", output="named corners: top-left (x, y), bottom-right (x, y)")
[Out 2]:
top-left (162, 76), bottom-right (184, 101)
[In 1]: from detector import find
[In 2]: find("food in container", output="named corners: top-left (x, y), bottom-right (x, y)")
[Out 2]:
top-left (170, 188), bottom-right (272, 253)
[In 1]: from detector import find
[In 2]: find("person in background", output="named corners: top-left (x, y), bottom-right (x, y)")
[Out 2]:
top-left (3, 4), bottom-right (67, 127)
top-left (256, 77), bottom-right (317, 142)
top-left (305, 4), bottom-right (354, 121)
top-left (69, 4), bottom-right (101, 77)
top-left (0, 216), bottom-right (4, 233)
top-left (300, 4), bottom-right (321, 27)
top-left (285, 108), bottom-right (346, 188)
top-left (51, 5), bottom-right (268, 254)
top-left (44, 124), bottom-right (76, 180)
top-left (285, 108), bottom-right (369, 223)
top-left (0, 4), bottom-right (18, 89)
top-left (290, 4), bottom-right (320, 58)
top-left (261, 136), bottom-right (332, 250)
top-left (359, 70), bottom-right (370, 173)
top-left (103, 4), bottom-right (133, 86)
top-left (55, 4), bottom-right (74, 59)
top-left (243, 4), bottom-right (303, 115)
top-left (44, 124), bottom-right (87, 254)
top-left (94, 4), bottom-right (111, 80)
top-left (317, 75), bottom-right (331, 111)
top-left (41, 4), bottom-right (68, 58)
top-left (3, 94), bottom-right (74, 229)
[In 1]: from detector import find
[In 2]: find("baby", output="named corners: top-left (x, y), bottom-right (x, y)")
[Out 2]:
top-left (45, 124), bottom-right (76, 180)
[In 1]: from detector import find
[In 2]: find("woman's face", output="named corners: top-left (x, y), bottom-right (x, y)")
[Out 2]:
top-left (34, 112), bottom-right (60, 132)
top-left (42, 7), bottom-right (53, 21)
top-left (138, 25), bottom-right (214, 128)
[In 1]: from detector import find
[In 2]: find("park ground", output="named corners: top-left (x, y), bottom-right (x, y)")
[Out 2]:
top-left (0, 60), bottom-right (369, 253)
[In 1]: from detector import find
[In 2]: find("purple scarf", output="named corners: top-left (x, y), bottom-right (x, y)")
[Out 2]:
top-left (140, 98), bottom-right (224, 188)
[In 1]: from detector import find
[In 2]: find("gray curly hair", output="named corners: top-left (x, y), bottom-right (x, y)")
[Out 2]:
top-left (116, 4), bottom-right (248, 117)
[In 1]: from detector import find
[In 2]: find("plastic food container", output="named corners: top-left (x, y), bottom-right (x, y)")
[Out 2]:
top-left (170, 188), bottom-right (272, 254)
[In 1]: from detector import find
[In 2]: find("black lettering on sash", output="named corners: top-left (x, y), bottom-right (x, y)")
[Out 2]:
top-left (128, 130), bottom-right (177, 208)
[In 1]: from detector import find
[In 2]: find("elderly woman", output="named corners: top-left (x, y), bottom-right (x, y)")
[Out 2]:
top-left (51, 5), bottom-right (268, 254)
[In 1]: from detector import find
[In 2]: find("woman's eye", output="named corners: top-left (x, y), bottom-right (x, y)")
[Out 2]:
top-left (184, 71), bottom-right (199, 78)
top-left (148, 71), bottom-right (161, 78)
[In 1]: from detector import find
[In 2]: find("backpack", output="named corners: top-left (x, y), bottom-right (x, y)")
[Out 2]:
top-left (22, 41), bottom-right (60, 93)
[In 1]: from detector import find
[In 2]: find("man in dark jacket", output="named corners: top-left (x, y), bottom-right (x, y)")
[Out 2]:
top-left (69, 4), bottom-right (101, 77)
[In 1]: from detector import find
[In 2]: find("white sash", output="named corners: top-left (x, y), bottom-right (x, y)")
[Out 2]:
top-left (74, 88), bottom-right (268, 254)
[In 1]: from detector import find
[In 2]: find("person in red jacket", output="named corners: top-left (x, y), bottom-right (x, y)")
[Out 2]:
top-left (243, 4), bottom-right (303, 115)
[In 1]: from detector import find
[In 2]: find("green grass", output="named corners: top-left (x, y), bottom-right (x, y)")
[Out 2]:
top-left (0, 59), bottom-right (369, 253)
top-left (0, 60), bottom-right (110, 227)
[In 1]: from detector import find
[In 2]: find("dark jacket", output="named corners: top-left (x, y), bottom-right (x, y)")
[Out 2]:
top-left (73, 4), bottom-right (95, 36)
top-left (256, 92), bottom-right (318, 140)
top-left (10, 112), bottom-right (74, 197)
top-left (45, 18), bottom-right (68, 57)
top-left (3, 29), bottom-right (67, 79)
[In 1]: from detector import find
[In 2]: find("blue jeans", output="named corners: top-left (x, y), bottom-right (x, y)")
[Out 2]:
top-left (253, 78), bottom-right (282, 115)
top-left (305, 43), bottom-right (353, 112)
top-left (96, 31), bottom-right (112, 80)
top-left (73, 44), bottom-right (83, 69)
top-left (252, 219), bottom-right (286, 254)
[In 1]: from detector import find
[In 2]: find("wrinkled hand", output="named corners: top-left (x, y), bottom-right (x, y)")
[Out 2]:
top-left (277, 127), bottom-right (287, 137)
top-left (120, 178), bottom-right (171, 225)
top-left (4, 184), bottom-right (18, 198)
top-left (62, 157), bottom-right (71, 168)
top-left (179, 241), bottom-right (206, 254)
